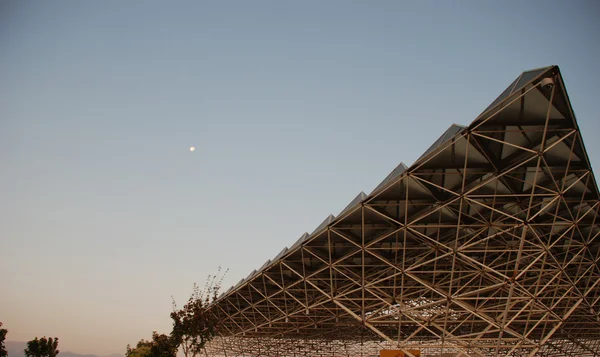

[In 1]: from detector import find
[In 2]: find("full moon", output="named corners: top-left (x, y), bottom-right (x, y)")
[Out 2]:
top-left (189, 146), bottom-right (196, 152)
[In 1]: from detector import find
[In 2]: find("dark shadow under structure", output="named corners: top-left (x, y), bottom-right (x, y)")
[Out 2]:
top-left (204, 66), bottom-right (600, 357)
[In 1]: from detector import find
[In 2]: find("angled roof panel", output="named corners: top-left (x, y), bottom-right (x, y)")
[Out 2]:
top-left (515, 67), bottom-right (550, 89)
top-left (233, 278), bottom-right (244, 290)
top-left (257, 259), bottom-right (271, 273)
top-left (246, 269), bottom-right (257, 280)
top-left (338, 191), bottom-right (367, 218)
top-left (310, 214), bottom-right (335, 235)
top-left (415, 124), bottom-right (466, 164)
top-left (273, 247), bottom-right (288, 261)
top-left (478, 66), bottom-right (553, 118)
top-left (290, 232), bottom-right (310, 250)
top-left (370, 162), bottom-right (408, 195)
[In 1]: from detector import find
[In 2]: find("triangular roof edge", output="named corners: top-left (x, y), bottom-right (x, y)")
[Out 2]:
top-left (290, 232), bottom-right (310, 250)
top-left (258, 259), bottom-right (271, 273)
top-left (338, 191), bottom-right (367, 218)
top-left (310, 214), bottom-right (335, 235)
top-left (273, 247), bottom-right (288, 261)
top-left (369, 162), bottom-right (409, 196)
top-left (553, 66), bottom-right (600, 198)
top-left (415, 124), bottom-right (467, 165)
top-left (476, 65), bottom-right (556, 121)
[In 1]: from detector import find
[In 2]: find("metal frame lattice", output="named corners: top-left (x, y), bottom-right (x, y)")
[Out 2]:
top-left (204, 66), bottom-right (600, 357)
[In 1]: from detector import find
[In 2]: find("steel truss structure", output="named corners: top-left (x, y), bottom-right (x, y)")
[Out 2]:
top-left (205, 66), bottom-right (600, 357)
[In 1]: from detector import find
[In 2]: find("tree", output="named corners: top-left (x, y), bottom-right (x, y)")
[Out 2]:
top-left (171, 268), bottom-right (226, 357)
top-left (149, 332), bottom-right (177, 357)
top-left (126, 339), bottom-right (152, 357)
top-left (126, 332), bottom-right (177, 357)
top-left (24, 337), bottom-right (59, 357)
top-left (0, 322), bottom-right (7, 357)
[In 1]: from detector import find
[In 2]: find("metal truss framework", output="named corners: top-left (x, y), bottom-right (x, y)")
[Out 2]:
top-left (204, 66), bottom-right (600, 357)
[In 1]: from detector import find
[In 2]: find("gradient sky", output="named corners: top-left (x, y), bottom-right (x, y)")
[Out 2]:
top-left (1, 1), bottom-right (599, 355)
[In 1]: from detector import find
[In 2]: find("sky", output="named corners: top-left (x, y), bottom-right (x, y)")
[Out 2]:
top-left (1, 1), bottom-right (599, 355)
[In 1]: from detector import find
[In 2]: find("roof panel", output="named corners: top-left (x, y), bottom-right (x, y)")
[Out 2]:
top-left (370, 162), bottom-right (408, 195)
top-left (246, 269), bottom-right (257, 280)
top-left (310, 214), bottom-right (335, 235)
top-left (258, 259), bottom-right (271, 273)
top-left (338, 191), bottom-right (367, 217)
top-left (233, 278), bottom-right (245, 289)
top-left (479, 66), bottom-right (553, 117)
top-left (515, 67), bottom-right (549, 89)
top-left (273, 247), bottom-right (288, 261)
top-left (290, 232), bottom-right (310, 250)
top-left (416, 124), bottom-right (465, 163)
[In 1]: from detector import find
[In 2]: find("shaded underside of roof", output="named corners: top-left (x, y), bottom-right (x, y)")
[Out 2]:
top-left (479, 66), bottom-right (553, 118)
top-left (206, 66), bottom-right (600, 357)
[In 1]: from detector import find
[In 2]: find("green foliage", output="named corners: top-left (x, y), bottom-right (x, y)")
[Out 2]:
top-left (126, 332), bottom-right (177, 357)
top-left (24, 337), bottom-right (59, 357)
top-left (0, 322), bottom-right (7, 357)
top-left (125, 340), bottom-right (151, 357)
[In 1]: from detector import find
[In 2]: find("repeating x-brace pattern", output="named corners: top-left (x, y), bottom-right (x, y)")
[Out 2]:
top-left (205, 66), bottom-right (600, 357)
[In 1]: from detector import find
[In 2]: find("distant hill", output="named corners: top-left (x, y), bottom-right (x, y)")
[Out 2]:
top-left (5, 341), bottom-right (121, 357)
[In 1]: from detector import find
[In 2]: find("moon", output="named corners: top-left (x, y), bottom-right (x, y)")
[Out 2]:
top-left (189, 146), bottom-right (196, 152)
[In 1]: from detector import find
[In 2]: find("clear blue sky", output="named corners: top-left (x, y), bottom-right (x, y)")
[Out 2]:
top-left (1, 1), bottom-right (599, 355)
